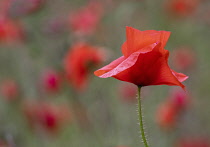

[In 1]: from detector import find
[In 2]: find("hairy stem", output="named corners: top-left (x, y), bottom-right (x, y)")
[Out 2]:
top-left (137, 86), bottom-right (149, 147)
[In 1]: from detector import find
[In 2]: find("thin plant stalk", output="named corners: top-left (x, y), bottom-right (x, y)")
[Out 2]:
top-left (137, 86), bottom-right (149, 147)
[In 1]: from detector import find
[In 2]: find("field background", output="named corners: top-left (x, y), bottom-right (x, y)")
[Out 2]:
top-left (0, 0), bottom-right (210, 147)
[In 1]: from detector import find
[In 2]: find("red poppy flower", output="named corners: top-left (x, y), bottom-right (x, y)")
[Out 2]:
top-left (0, 79), bottom-right (19, 101)
top-left (166, 0), bottom-right (201, 17)
top-left (64, 42), bottom-right (105, 91)
top-left (0, 17), bottom-right (24, 43)
top-left (0, 0), bottom-right (11, 17)
top-left (94, 27), bottom-right (188, 89)
top-left (156, 102), bottom-right (178, 129)
top-left (69, 1), bottom-right (103, 36)
top-left (176, 138), bottom-right (210, 147)
top-left (169, 88), bottom-right (189, 110)
top-left (41, 70), bottom-right (61, 93)
top-left (172, 46), bottom-right (196, 71)
top-left (23, 101), bottom-right (71, 134)
top-left (156, 88), bottom-right (190, 129)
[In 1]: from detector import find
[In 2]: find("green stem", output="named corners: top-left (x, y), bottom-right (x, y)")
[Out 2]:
top-left (137, 86), bottom-right (149, 147)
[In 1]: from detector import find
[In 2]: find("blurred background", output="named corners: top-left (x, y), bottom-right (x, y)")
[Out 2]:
top-left (0, 0), bottom-right (210, 147)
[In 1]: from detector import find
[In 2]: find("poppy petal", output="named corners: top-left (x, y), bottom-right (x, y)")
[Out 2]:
top-left (122, 26), bottom-right (171, 57)
top-left (149, 55), bottom-right (188, 89)
top-left (171, 70), bottom-right (189, 82)
top-left (115, 46), bottom-right (187, 89)
top-left (94, 56), bottom-right (125, 77)
top-left (94, 43), bottom-right (158, 78)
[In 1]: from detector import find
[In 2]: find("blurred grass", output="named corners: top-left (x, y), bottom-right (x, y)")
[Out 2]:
top-left (0, 0), bottom-right (210, 147)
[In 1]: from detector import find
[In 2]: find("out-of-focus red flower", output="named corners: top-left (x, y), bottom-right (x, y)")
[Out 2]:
top-left (156, 102), bottom-right (178, 129)
top-left (95, 27), bottom-right (188, 89)
top-left (41, 70), bottom-right (61, 94)
top-left (169, 88), bottom-right (189, 110)
top-left (156, 88), bottom-right (189, 129)
top-left (69, 0), bottom-right (103, 36)
top-left (0, 0), bottom-right (11, 17)
top-left (172, 46), bottom-right (196, 71)
top-left (23, 101), bottom-right (71, 134)
top-left (7, 0), bottom-right (45, 17)
top-left (166, 0), bottom-right (201, 17)
top-left (0, 17), bottom-right (24, 43)
top-left (0, 140), bottom-right (9, 147)
top-left (64, 42), bottom-right (105, 91)
top-left (176, 138), bottom-right (210, 147)
top-left (0, 80), bottom-right (19, 101)
top-left (118, 83), bottom-right (137, 102)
